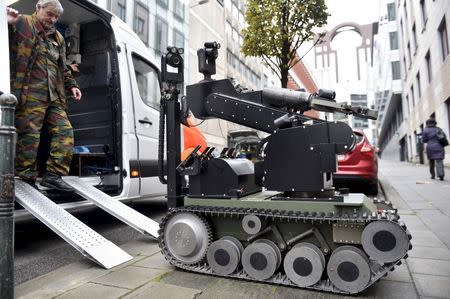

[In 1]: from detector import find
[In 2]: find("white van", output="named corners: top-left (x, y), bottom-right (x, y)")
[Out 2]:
top-left (7, 0), bottom-right (167, 221)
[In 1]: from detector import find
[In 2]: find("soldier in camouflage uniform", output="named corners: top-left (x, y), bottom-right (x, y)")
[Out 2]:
top-left (7, 0), bottom-right (82, 191)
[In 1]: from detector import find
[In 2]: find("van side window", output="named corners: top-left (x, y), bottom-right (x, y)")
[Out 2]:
top-left (132, 54), bottom-right (160, 110)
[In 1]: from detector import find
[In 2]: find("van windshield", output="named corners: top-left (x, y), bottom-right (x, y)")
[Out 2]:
top-left (132, 54), bottom-right (160, 110)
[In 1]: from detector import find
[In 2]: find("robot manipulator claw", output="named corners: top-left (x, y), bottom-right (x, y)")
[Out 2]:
top-left (310, 98), bottom-right (378, 120)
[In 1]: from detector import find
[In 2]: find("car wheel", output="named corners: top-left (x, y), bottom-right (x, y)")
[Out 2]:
top-left (366, 182), bottom-right (378, 196)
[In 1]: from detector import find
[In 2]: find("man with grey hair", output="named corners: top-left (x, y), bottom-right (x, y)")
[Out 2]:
top-left (7, 0), bottom-right (82, 192)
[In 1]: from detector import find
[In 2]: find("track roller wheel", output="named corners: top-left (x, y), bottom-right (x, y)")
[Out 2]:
top-left (284, 243), bottom-right (325, 287)
top-left (242, 239), bottom-right (281, 280)
top-left (327, 246), bottom-right (371, 293)
top-left (163, 212), bottom-right (211, 264)
top-left (361, 220), bottom-right (409, 263)
top-left (207, 236), bottom-right (243, 275)
top-left (242, 214), bottom-right (262, 235)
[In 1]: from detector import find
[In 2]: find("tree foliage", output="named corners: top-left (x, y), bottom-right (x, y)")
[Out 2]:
top-left (242, 0), bottom-right (329, 87)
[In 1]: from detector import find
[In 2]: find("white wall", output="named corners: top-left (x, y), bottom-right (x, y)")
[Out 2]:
top-left (0, 3), bottom-right (10, 93)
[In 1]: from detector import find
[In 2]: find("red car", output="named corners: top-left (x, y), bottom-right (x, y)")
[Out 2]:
top-left (333, 130), bottom-right (378, 195)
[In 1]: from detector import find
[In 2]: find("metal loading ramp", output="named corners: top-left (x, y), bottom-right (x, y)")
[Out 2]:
top-left (63, 176), bottom-right (160, 238)
top-left (14, 180), bottom-right (133, 269)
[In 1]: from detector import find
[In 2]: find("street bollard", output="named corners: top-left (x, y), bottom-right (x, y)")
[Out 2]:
top-left (0, 92), bottom-right (17, 299)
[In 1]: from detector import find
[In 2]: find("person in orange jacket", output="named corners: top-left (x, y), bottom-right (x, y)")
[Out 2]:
top-left (181, 118), bottom-right (207, 161)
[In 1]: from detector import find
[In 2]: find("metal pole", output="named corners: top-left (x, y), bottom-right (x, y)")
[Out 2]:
top-left (1, 2), bottom-right (18, 297)
top-left (166, 97), bottom-right (183, 208)
top-left (0, 92), bottom-right (17, 299)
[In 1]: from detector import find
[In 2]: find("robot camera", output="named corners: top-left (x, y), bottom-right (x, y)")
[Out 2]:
top-left (198, 41), bottom-right (221, 80)
top-left (161, 46), bottom-right (184, 84)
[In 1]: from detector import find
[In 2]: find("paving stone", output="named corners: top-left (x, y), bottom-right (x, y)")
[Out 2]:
top-left (400, 215), bottom-right (428, 231)
top-left (408, 202), bottom-right (436, 210)
top-left (160, 269), bottom-right (220, 290)
top-left (195, 277), bottom-right (276, 299)
top-left (108, 255), bottom-right (148, 272)
top-left (120, 238), bottom-right (161, 256)
top-left (413, 274), bottom-right (450, 298)
top-left (407, 258), bottom-right (450, 277)
top-left (273, 286), bottom-right (343, 299)
top-left (359, 280), bottom-right (418, 299)
top-left (55, 282), bottom-right (129, 299)
top-left (15, 261), bottom-right (107, 299)
top-left (122, 282), bottom-right (201, 299)
top-left (133, 252), bottom-right (174, 270)
top-left (409, 246), bottom-right (450, 261)
top-left (91, 266), bottom-right (165, 290)
top-left (416, 210), bottom-right (450, 248)
top-left (382, 263), bottom-right (412, 282)
top-left (409, 231), bottom-right (446, 248)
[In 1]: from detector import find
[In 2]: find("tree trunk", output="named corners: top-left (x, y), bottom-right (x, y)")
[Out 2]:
top-left (281, 70), bottom-right (289, 88)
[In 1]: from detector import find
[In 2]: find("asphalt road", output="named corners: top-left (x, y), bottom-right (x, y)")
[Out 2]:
top-left (14, 199), bottom-right (168, 285)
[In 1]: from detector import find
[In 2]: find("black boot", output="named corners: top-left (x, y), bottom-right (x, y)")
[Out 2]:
top-left (439, 176), bottom-right (444, 181)
top-left (20, 177), bottom-right (38, 189)
top-left (41, 173), bottom-right (74, 192)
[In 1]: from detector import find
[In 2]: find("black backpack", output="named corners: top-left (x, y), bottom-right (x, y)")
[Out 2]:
top-left (437, 128), bottom-right (449, 147)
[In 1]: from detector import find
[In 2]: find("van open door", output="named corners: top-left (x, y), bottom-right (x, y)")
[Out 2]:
top-left (125, 44), bottom-right (165, 196)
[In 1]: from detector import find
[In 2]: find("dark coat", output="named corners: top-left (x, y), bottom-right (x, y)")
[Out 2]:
top-left (422, 126), bottom-right (445, 160)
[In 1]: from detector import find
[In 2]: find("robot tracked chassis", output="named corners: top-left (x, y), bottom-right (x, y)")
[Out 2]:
top-left (157, 42), bottom-right (412, 295)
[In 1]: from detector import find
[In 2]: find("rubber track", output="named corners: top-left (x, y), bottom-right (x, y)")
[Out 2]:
top-left (158, 205), bottom-right (412, 295)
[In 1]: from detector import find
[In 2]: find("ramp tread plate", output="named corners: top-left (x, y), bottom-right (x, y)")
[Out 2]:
top-left (15, 180), bottom-right (132, 269)
top-left (63, 176), bottom-right (159, 237)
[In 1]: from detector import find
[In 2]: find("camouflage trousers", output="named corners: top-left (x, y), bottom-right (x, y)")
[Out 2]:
top-left (15, 93), bottom-right (73, 181)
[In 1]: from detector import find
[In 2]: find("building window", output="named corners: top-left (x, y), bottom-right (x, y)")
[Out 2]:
top-left (407, 42), bottom-right (411, 66)
top-left (173, 29), bottom-right (184, 49)
top-left (406, 94), bottom-right (410, 113)
top-left (403, 2), bottom-right (408, 23)
top-left (420, 0), bottom-right (427, 28)
top-left (232, 3), bottom-right (239, 20)
top-left (400, 19), bottom-right (406, 48)
top-left (173, 0), bottom-right (184, 20)
top-left (412, 23), bottom-right (417, 52)
top-left (410, 85), bottom-right (415, 107)
top-left (238, 11), bottom-right (245, 28)
top-left (232, 28), bottom-right (239, 42)
top-left (136, 18), bottom-right (145, 34)
top-left (351, 94), bottom-right (369, 128)
top-left (118, 2), bottom-right (126, 21)
top-left (111, 0), bottom-right (127, 22)
top-left (403, 56), bottom-right (407, 79)
top-left (134, 2), bottom-right (149, 45)
top-left (416, 72), bottom-right (421, 98)
top-left (226, 50), bottom-right (232, 67)
top-left (425, 50), bottom-right (432, 82)
top-left (157, 0), bottom-right (168, 8)
top-left (438, 17), bottom-right (449, 61)
top-left (225, 21), bottom-right (232, 37)
top-left (389, 31), bottom-right (398, 50)
top-left (155, 16), bottom-right (168, 54)
top-left (224, 0), bottom-right (231, 11)
top-left (387, 3), bottom-right (396, 21)
top-left (391, 61), bottom-right (401, 80)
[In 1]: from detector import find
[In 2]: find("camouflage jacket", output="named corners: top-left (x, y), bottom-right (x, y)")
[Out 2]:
top-left (9, 13), bottom-right (78, 105)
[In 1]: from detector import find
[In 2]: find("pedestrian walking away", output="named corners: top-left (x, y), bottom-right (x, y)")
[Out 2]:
top-left (7, 0), bottom-right (82, 191)
top-left (422, 118), bottom-right (447, 180)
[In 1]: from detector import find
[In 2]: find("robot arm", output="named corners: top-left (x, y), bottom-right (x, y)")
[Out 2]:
top-left (186, 42), bottom-right (377, 133)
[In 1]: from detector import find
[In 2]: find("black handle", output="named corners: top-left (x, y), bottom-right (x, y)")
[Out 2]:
top-left (139, 119), bottom-right (153, 125)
